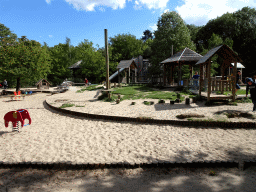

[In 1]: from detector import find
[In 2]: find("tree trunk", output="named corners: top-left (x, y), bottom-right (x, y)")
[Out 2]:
top-left (16, 77), bottom-right (21, 92)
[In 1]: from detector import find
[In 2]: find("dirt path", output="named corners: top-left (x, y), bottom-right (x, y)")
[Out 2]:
top-left (0, 166), bottom-right (256, 192)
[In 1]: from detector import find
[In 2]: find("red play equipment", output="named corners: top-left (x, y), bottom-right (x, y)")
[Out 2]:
top-left (4, 109), bottom-right (32, 132)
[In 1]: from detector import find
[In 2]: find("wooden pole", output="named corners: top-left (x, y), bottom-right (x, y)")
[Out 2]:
top-left (170, 65), bottom-right (173, 85)
top-left (163, 64), bottom-right (166, 86)
top-left (178, 63), bottom-right (181, 87)
top-left (118, 68), bottom-right (120, 87)
top-left (128, 67), bottom-right (130, 84)
top-left (207, 60), bottom-right (211, 101)
top-left (232, 59), bottom-right (237, 102)
top-left (199, 64), bottom-right (203, 97)
top-left (104, 29), bottom-right (110, 90)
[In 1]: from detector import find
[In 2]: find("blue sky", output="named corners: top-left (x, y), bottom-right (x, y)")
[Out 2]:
top-left (1, 0), bottom-right (255, 49)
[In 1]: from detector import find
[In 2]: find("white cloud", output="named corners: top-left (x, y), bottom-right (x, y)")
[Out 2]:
top-left (175, 0), bottom-right (256, 25)
top-left (134, 0), bottom-right (169, 10)
top-left (49, 35), bottom-right (53, 38)
top-left (160, 8), bottom-right (169, 16)
top-left (64, 0), bottom-right (126, 11)
top-left (149, 24), bottom-right (157, 31)
top-left (45, 0), bottom-right (169, 11)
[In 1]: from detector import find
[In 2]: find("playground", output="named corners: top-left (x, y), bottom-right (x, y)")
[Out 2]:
top-left (0, 85), bottom-right (255, 191)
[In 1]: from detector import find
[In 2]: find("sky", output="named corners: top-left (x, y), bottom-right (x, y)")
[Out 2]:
top-left (0, 0), bottom-right (256, 49)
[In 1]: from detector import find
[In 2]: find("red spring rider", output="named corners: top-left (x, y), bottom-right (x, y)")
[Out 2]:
top-left (4, 109), bottom-right (32, 132)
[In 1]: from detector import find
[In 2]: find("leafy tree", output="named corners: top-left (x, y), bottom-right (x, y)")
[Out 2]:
top-left (109, 33), bottom-right (144, 62)
top-left (141, 29), bottom-right (154, 42)
top-left (194, 6), bottom-right (256, 76)
top-left (0, 23), bottom-right (18, 46)
top-left (72, 40), bottom-right (106, 83)
top-left (149, 11), bottom-right (196, 77)
top-left (142, 38), bottom-right (153, 58)
top-left (0, 36), bottom-right (51, 91)
top-left (186, 24), bottom-right (202, 45)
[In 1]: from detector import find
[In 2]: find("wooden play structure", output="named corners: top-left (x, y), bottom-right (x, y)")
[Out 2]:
top-left (116, 59), bottom-right (137, 86)
top-left (195, 44), bottom-right (243, 102)
top-left (160, 47), bottom-right (203, 87)
top-left (35, 79), bottom-right (51, 89)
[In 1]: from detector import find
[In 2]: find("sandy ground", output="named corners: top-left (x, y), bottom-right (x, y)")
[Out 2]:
top-left (0, 87), bottom-right (255, 191)
top-left (47, 87), bottom-right (256, 123)
top-left (1, 166), bottom-right (256, 192)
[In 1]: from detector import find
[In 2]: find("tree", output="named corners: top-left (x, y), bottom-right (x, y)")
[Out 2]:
top-left (109, 33), bottom-right (144, 62)
top-left (142, 38), bottom-right (153, 59)
top-left (149, 11), bottom-right (195, 77)
top-left (0, 23), bottom-right (18, 46)
top-left (72, 39), bottom-right (106, 83)
top-left (186, 24), bottom-right (202, 45)
top-left (141, 29), bottom-right (153, 42)
top-left (0, 36), bottom-right (52, 91)
top-left (194, 6), bottom-right (256, 76)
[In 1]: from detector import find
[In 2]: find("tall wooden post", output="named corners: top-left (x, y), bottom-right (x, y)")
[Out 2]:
top-left (207, 60), bottom-right (211, 101)
top-left (118, 68), bottom-right (120, 86)
top-left (178, 63), bottom-right (181, 87)
top-left (128, 67), bottom-right (130, 84)
top-left (163, 64), bottom-right (166, 86)
top-left (135, 66), bottom-right (137, 83)
top-left (170, 65), bottom-right (173, 85)
top-left (104, 29), bottom-right (110, 90)
top-left (232, 59), bottom-right (237, 102)
top-left (199, 64), bottom-right (203, 97)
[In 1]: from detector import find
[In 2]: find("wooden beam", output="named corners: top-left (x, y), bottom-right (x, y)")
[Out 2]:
top-left (207, 60), bottom-right (211, 101)
top-left (163, 64), bottom-right (166, 86)
top-left (128, 67), bottom-right (130, 84)
top-left (118, 68), bottom-right (120, 86)
top-left (232, 59), bottom-right (237, 102)
top-left (104, 29), bottom-right (110, 90)
top-left (199, 63), bottom-right (203, 97)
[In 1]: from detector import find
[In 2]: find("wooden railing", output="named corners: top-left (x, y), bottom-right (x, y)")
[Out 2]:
top-left (210, 77), bottom-right (233, 93)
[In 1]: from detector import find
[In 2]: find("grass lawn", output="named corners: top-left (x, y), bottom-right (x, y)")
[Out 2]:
top-left (82, 85), bottom-right (196, 102)
top-left (214, 89), bottom-right (246, 96)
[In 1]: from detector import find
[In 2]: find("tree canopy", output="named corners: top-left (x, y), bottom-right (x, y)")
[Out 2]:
top-left (149, 11), bottom-right (195, 76)
top-left (0, 36), bottom-right (52, 91)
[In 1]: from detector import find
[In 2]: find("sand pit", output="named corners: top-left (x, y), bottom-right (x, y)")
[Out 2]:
top-left (0, 87), bottom-right (255, 166)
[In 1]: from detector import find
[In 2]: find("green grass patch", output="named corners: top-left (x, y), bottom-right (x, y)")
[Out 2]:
top-left (223, 89), bottom-right (246, 96)
top-left (59, 103), bottom-right (75, 108)
top-left (97, 85), bottom-right (194, 102)
top-left (86, 84), bottom-right (104, 91)
top-left (75, 105), bottom-right (85, 107)
top-left (143, 101), bottom-right (151, 105)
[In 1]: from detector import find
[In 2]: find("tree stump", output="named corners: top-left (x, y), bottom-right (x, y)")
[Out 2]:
top-left (175, 98), bottom-right (180, 103)
top-left (116, 99), bottom-right (120, 104)
top-left (192, 96), bottom-right (197, 103)
top-left (114, 82), bottom-right (117, 88)
top-left (185, 98), bottom-right (190, 105)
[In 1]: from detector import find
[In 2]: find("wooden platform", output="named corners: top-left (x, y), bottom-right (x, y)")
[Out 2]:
top-left (190, 90), bottom-right (245, 100)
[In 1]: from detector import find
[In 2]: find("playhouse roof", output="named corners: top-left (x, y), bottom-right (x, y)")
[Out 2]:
top-left (160, 47), bottom-right (203, 64)
top-left (68, 60), bottom-right (83, 69)
top-left (35, 79), bottom-right (51, 86)
top-left (196, 44), bottom-right (242, 65)
top-left (117, 59), bottom-right (137, 69)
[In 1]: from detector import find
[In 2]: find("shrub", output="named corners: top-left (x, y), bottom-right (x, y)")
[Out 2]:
top-left (158, 99), bottom-right (165, 103)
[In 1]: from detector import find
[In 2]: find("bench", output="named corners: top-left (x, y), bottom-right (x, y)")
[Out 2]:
top-left (10, 95), bottom-right (26, 100)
